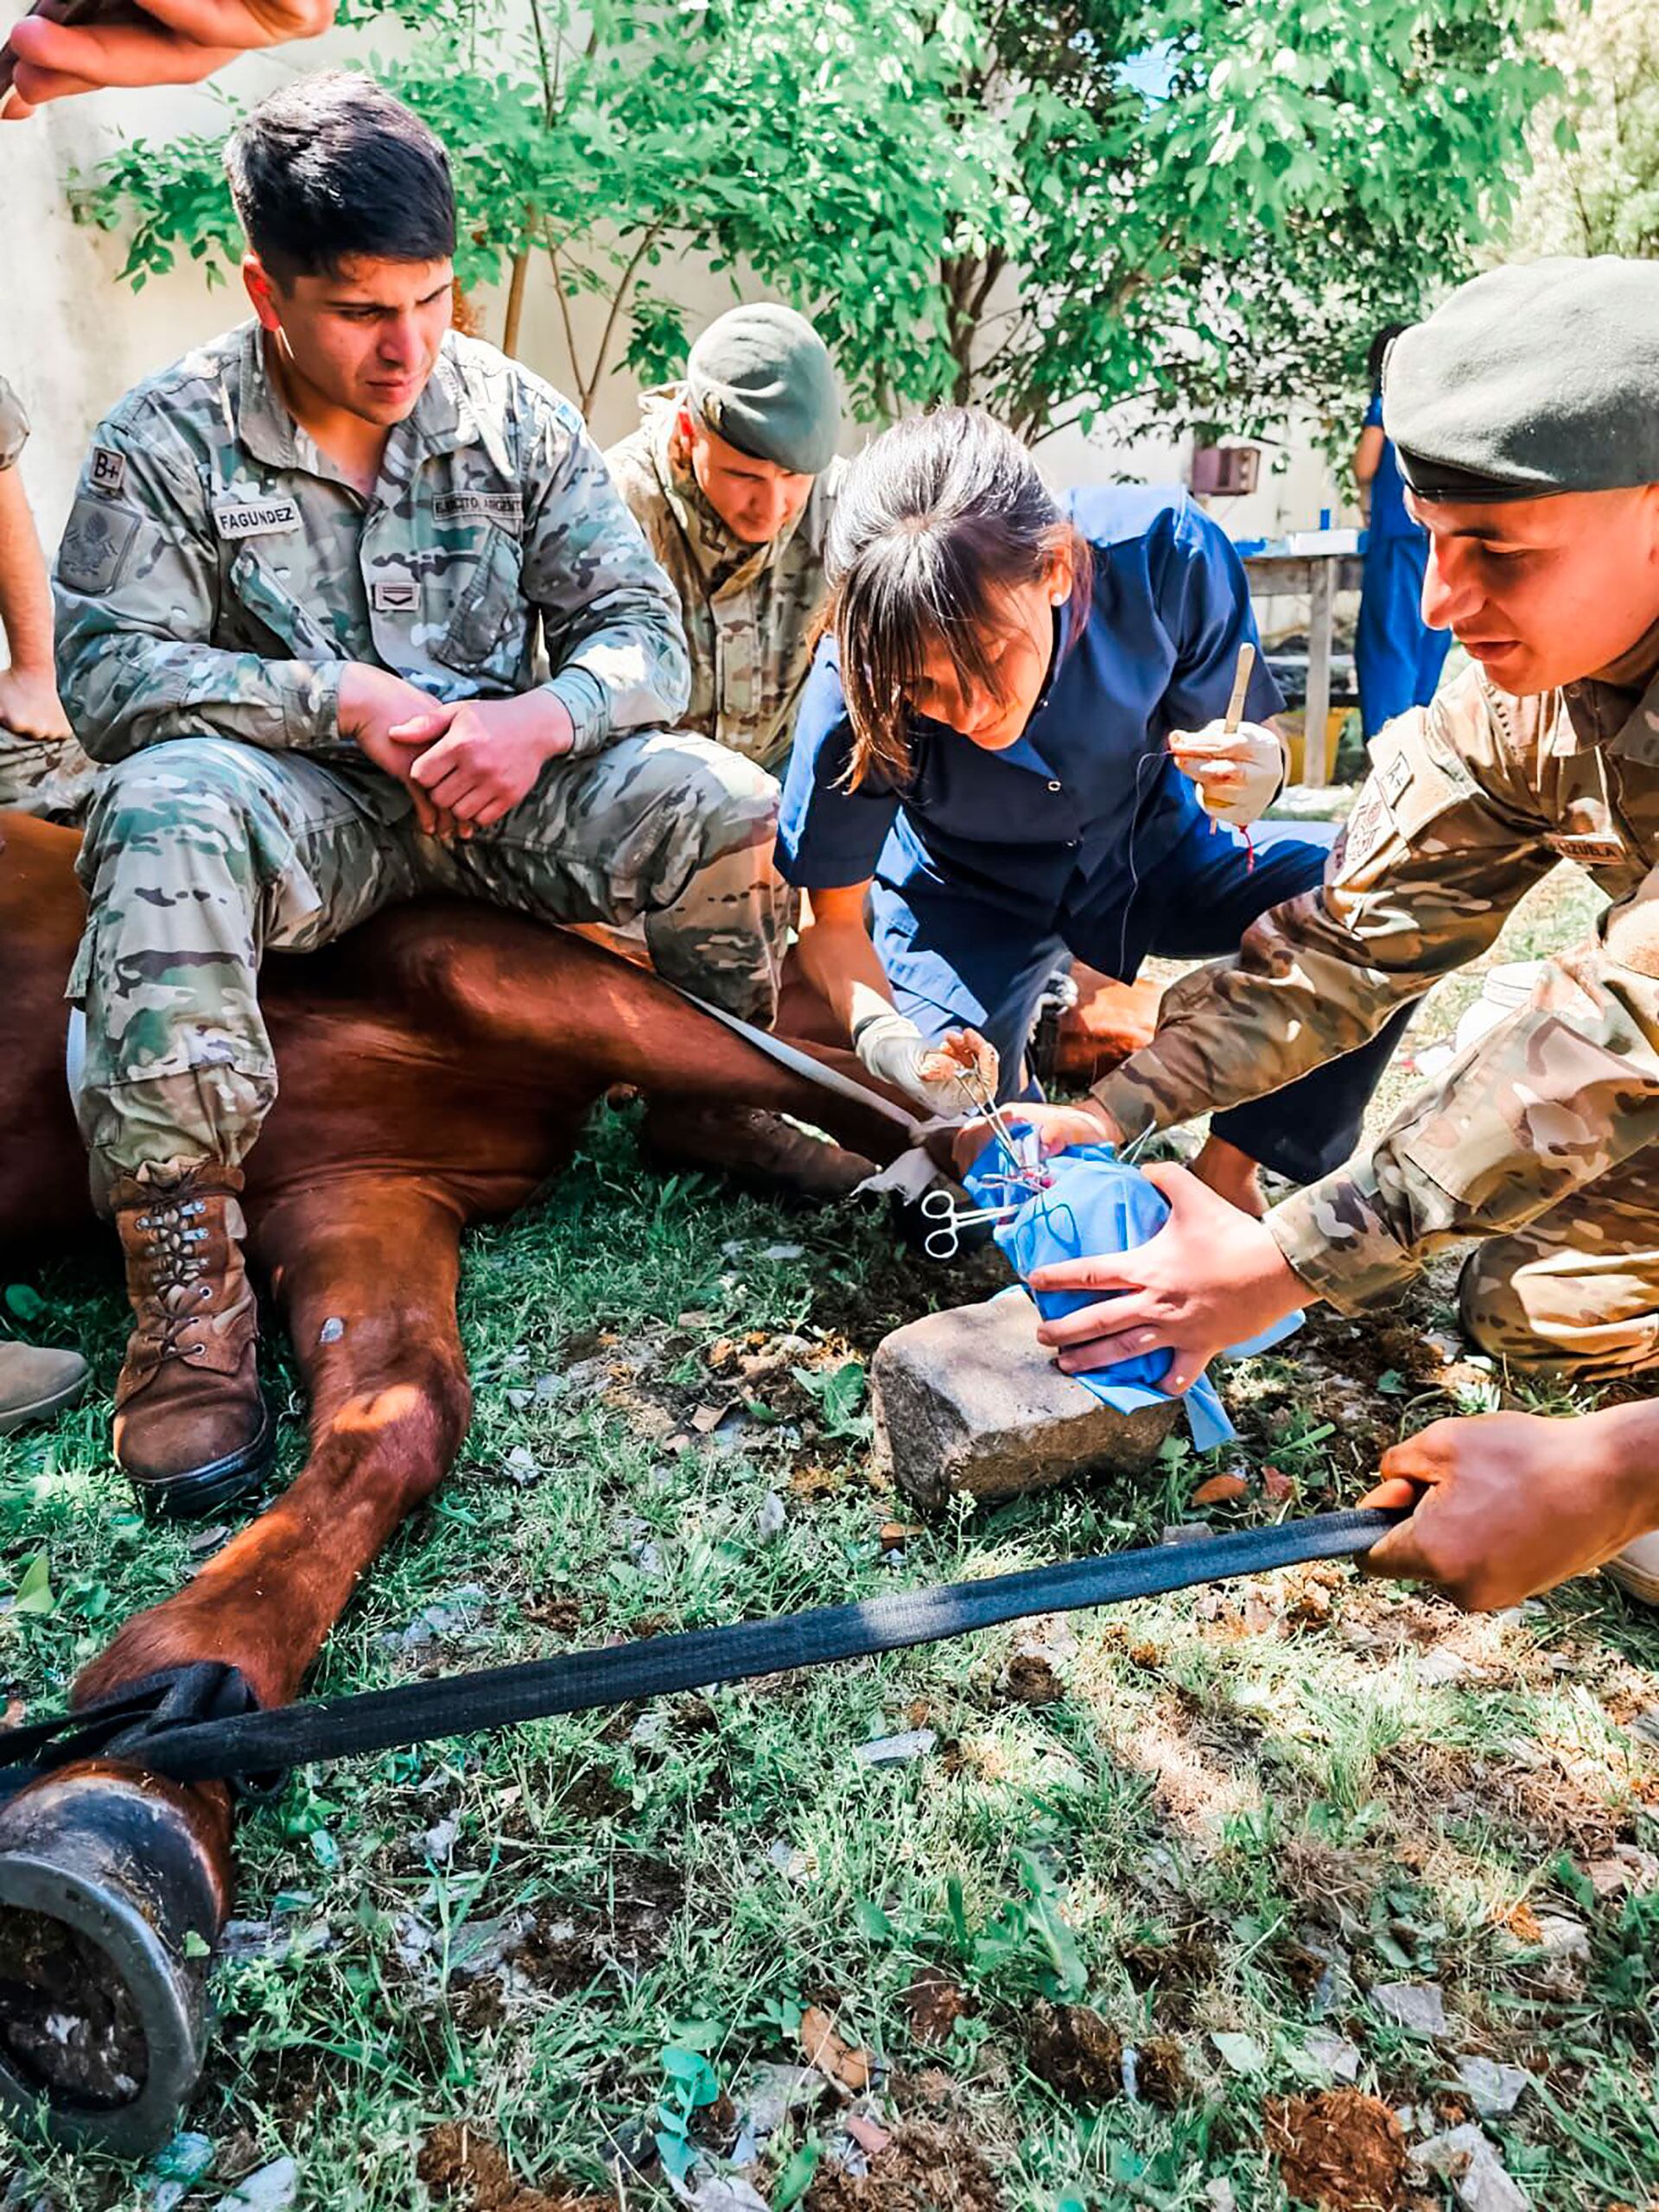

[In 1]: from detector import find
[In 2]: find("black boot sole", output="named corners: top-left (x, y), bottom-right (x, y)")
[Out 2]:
top-left (124, 1404), bottom-right (276, 1524)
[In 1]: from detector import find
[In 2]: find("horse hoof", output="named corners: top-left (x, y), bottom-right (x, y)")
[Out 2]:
top-left (0, 1762), bottom-right (228, 2155)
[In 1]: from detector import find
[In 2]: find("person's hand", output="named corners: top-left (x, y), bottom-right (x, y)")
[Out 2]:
top-left (1358, 1409), bottom-right (1659, 1611)
top-left (0, 664), bottom-right (71, 743)
top-left (1168, 720), bottom-right (1286, 826)
top-left (1027, 1163), bottom-right (1305, 1393)
top-left (336, 663), bottom-right (461, 838)
top-left (2, 0), bottom-right (334, 117)
top-left (395, 691), bottom-right (574, 836)
top-left (949, 1097), bottom-right (1119, 1178)
top-left (854, 1013), bottom-right (999, 1116)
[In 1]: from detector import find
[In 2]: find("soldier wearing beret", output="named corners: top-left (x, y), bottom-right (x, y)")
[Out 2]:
top-left (1010, 257), bottom-right (1659, 1613)
top-left (606, 305), bottom-right (843, 772)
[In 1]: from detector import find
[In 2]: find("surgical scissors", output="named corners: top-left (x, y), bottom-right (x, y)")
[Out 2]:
top-left (919, 1184), bottom-right (1022, 1262)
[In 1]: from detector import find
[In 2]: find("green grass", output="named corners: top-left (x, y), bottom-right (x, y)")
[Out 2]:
top-left (0, 861), bottom-right (1654, 2211)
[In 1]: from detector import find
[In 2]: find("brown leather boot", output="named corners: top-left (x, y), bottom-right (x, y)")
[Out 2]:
top-left (0, 1340), bottom-right (88, 1436)
top-left (639, 1101), bottom-right (874, 1203)
top-left (111, 1166), bottom-right (273, 1520)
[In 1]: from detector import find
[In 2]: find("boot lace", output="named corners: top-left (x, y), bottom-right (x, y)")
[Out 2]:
top-left (130, 1192), bottom-right (215, 1363)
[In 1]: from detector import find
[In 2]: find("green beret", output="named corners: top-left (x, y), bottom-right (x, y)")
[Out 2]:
top-left (1384, 257), bottom-right (1659, 503)
top-left (684, 304), bottom-right (840, 476)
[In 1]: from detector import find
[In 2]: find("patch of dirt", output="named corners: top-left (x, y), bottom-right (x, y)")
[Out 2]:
top-left (803, 2117), bottom-right (1005, 2211)
top-left (1265, 2089), bottom-right (1407, 2212)
top-left (1025, 2000), bottom-right (1122, 2102)
top-left (899, 1967), bottom-right (967, 2047)
top-left (525, 1596), bottom-right (586, 1636)
top-left (505, 1857), bottom-right (683, 1994)
top-left (999, 1652), bottom-right (1064, 1707)
top-left (555, 1765), bottom-right (630, 1822)
top-left (417, 2124), bottom-right (613, 2212)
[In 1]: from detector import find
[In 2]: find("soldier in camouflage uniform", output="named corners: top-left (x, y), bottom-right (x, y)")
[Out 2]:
top-left (0, 372), bottom-right (92, 1436)
top-left (1016, 257), bottom-right (1659, 1611)
top-left (56, 74), bottom-right (787, 1517)
top-left (605, 305), bottom-right (842, 772)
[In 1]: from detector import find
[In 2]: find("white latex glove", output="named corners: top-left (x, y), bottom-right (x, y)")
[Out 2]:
top-left (1168, 719), bottom-right (1286, 826)
top-left (854, 1011), bottom-right (1000, 1115)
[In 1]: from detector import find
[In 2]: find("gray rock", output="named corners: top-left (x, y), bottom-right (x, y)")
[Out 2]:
top-left (1455, 2056), bottom-right (1532, 2119)
top-left (212, 2160), bottom-right (299, 2212)
top-left (1303, 2031), bottom-right (1362, 2082)
top-left (870, 1292), bottom-right (1180, 1510)
top-left (1371, 1980), bottom-right (1447, 2037)
top-left (853, 1729), bottom-right (936, 1766)
top-left (1414, 2124), bottom-right (1529, 2211)
top-left (754, 1491), bottom-right (788, 1545)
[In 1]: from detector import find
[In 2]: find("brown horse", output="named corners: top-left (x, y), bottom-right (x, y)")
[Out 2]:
top-left (0, 810), bottom-right (922, 2152)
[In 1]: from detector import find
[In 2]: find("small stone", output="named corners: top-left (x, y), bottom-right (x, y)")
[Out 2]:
top-left (211, 2160), bottom-right (299, 2212)
top-left (754, 1491), bottom-right (788, 1545)
top-left (505, 1389), bottom-right (533, 1410)
top-left (1418, 1648), bottom-right (1471, 1686)
top-left (1204, 2183), bottom-right (1238, 2212)
top-left (145, 2132), bottom-right (215, 2212)
top-left (422, 1815), bottom-right (460, 1865)
top-left (853, 1729), bottom-right (936, 1767)
top-left (1162, 1522), bottom-right (1215, 1545)
top-left (1414, 2123), bottom-right (1529, 2211)
top-left (1210, 2031), bottom-right (1266, 2074)
top-left (677, 1309), bottom-right (713, 1328)
top-left (1455, 2056), bottom-right (1532, 2119)
top-left (1532, 1915), bottom-right (1589, 1961)
top-left (869, 1293), bottom-right (1179, 1510)
top-left (760, 1243), bottom-right (805, 1262)
top-left (503, 1445), bottom-right (540, 1484)
top-left (534, 1372), bottom-right (568, 1400)
top-left (689, 2183), bottom-right (771, 2212)
top-left (1627, 1704), bottom-right (1659, 1748)
top-left (1303, 2031), bottom-right (1362, 2082)
top-left (1371, 1981), bottom-right (1447, 2037)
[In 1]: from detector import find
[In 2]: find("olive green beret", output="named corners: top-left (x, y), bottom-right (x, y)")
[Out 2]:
top-left (1384, 257), bottom-right (1659, 502)
top-left (684, 304), bottom-right (840, 476)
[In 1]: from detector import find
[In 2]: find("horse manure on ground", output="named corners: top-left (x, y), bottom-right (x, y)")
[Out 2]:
top-left (1024, 1999), bottom-right (1122, 2101)
top-left (1265, 2088), bottom-right (1408, 2211)
top-left (803, 2116), bottom-right (1004, 2211)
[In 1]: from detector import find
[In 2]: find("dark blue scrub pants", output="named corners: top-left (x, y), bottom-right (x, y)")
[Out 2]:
top-left (873, 815), bottom-right (1414, 1185)
top-left (1356, 532), bottom-right (1453, 741)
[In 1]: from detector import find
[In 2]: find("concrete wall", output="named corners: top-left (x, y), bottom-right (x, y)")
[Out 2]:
top-left (1, 13), bottom-right (1355, 580)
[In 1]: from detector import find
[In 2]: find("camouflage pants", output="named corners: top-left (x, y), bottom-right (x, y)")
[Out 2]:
top-left (1459, 1149), bottom-right (1659, 1379)
top-left (0, 728), bottom-right (98, 823)
top-left (71, 732), bottom-right (786, 1178)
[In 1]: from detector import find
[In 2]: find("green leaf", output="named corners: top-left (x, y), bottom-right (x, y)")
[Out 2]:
top-left (181, 1929), bottom-right (211, 1959)
top-left (1376, 1369), bottom-right (1409, 1396)
top-left (854, 1898), bottom-right (895, 1942)
top-left (772, 2139), bottom-right (822, 2210)
top-left (12, 1553), bottom-right (54, 1617)
top-left (3, 1286), bottom-right (45, 1325)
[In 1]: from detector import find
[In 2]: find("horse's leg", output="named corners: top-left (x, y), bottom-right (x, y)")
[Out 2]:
top-left (75, 1178), bottom-right (471, 1711)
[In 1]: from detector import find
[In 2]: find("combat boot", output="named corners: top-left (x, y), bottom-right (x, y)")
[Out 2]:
top-left (0, 1340), bottom-right (88, 1436)
top-left (111, 1166), bottom-right (273, 1520)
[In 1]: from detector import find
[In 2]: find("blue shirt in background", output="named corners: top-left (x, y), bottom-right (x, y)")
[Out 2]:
top-left (1363, 391), bottom-right (1415, 542)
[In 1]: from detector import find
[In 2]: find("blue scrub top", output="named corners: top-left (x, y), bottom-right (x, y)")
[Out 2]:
top-left (1363, 392), bottom-right (1415, 542)
top-left (775, 484), bottom-right (1286, 913)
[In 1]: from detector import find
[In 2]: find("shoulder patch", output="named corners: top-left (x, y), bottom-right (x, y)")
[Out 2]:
top-left (434, 490), bottom-right (524, 528)
top-left (89, 447), bottom-right (126, 498)
top-left (57, 496), bottom-right (143, 596)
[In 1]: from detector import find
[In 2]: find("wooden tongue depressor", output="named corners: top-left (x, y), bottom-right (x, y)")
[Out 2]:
top-left (1223, 640), bottom-right (1255, 735)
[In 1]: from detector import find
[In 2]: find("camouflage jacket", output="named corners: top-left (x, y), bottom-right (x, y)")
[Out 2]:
top-left (0, 378), bottom-right (27, 471)
top-left (605, 387), bottom-right (840, 770)
top-left (1090, 639), bottom-right (1659, 1311)
top-left (54, 324), bottom-right (690, 766)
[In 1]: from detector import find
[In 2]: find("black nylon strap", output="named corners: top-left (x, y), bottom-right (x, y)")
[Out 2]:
top-left (8, 1508), bottom-right (1399, 1789)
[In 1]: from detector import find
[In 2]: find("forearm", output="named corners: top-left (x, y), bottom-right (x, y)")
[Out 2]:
top-left (58, 626), bottom-right (341, 763)
top-left (1575, 1402), bottom-right (1659, 1533)
top-left (795, 887), bottom-right (893, 1043)
top-left (0, 467), bottom-right (54, 672)
top-left (543, 588), bottom-right (692, 760)
top-left (1271, 940), bottom-right (1659, 1309)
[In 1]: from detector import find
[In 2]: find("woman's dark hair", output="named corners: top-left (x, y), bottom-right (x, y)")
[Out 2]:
top-left (226, 72), bottom-right (456, 284)
top-left (1367, 322), bottom-right (1409, 394)
top-left (824, 408), bottom-right (1092, 789)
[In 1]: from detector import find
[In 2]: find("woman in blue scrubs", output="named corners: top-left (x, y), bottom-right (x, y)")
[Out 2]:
top-left (1354, 323), bottom-right (1452, 740)
top-left (779, 410), bottom-right (1409, 1210)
